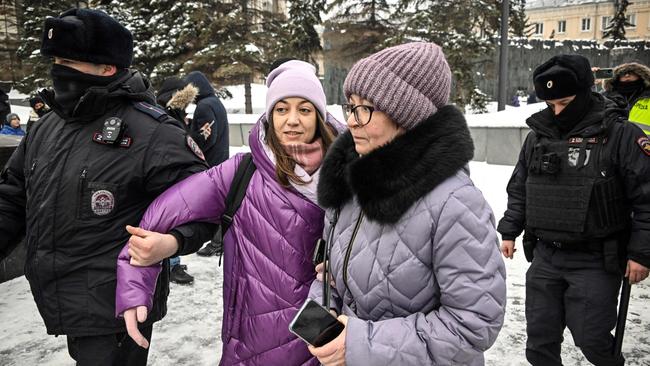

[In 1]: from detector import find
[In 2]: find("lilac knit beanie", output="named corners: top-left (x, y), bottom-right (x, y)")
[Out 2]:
top-left (344, 42), bottom-right (451, 130)
top-left (265, 60), bottom-right (327, 121)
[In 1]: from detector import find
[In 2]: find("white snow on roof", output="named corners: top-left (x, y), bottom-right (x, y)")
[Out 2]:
top-left (527, 0), bottom-right (613, 9)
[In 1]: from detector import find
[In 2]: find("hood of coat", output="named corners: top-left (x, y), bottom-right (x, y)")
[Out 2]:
top-left (184, 71), bottom-right (215, 100)
top-left (318, 105), bottom-right (474, 224)
top-left (39, 69), bottom-right (156, 122)
top-left (605, 62), bottom-right (650, 91)
top-left (167, 84), bottom-right (198, 110)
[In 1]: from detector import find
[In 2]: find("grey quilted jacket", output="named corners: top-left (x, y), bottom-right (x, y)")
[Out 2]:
top-left (310, 106), bottom-right (507, 365)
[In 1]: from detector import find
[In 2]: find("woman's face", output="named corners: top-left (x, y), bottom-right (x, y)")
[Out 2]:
top-left (272, 97), bottom-right (318, 144)
top-left (346, 94), bottom-right (403, 155)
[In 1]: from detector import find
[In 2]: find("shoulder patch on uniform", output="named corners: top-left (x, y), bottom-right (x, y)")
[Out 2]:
top-left (637, 136), bottom-right (650, 156)
top-left (133, 101), bottom-right (168, 121)
top-left (186, 135), bottom-right (206, 161)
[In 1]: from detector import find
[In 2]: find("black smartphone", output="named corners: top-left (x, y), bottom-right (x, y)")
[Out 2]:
top-left (594, 68), bottom-right (614, 79)
top-left (312, 238), bottom-right (325, 265)
top-left (288, 299), bottom-right (345, 347)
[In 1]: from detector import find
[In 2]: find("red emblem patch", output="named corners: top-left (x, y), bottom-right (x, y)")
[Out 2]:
top-left (186, 136), bottom-right (206, 161)
top-left (637, 136), bottom-right (650, 156)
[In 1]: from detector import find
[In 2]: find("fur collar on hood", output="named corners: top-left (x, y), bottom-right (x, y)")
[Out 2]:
top-left (185, 71), bottom-right (215, 100)
top-left (167, 84), bottom-right (198, 110)
top-left (605, 62), bottom-right (650, 91)
top-left (317, 105), bottom-right (474, 224)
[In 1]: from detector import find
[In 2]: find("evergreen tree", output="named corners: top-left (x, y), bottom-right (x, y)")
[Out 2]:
top-left (97, 0), bottom-right (231, 85)
top-left (15, 1), bottom-right (78, 93)
top-left (280, 0), bottom-right (325, 65)
top-left (1, 0), bottom-right (20, 84)
top-left (327, 0), bottom-right (393, 29)
top-left (603, 0), bottom-right (633, 41)
top-left (395, 0), bottom-right (501, 111)
top-left (510, 0), bottom-right (533, 38)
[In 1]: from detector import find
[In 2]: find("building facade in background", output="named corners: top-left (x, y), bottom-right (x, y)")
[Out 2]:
top-left (527, 0), bottom-right (650, 41)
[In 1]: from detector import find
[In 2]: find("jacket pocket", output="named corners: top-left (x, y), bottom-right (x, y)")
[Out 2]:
top-left (23, 222), bottom-right (43, 305)
top-left (77, 173), bottom-right (120, 221)
top-left (229, 278), bottom-right (247, 341)
top-left (87, 269), bottom-right (118, 328)
top-left (224, 240), bottom-right (244, 342)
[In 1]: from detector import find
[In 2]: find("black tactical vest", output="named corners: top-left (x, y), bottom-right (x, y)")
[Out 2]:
top-left (525, 130), bottom-right (630, 243)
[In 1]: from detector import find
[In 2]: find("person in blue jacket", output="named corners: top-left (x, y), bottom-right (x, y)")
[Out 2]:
top-left (0, 113), bottom-right (25, 136)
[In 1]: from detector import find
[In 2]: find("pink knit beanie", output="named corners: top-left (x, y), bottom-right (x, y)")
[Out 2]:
top-left (266, 60), bottom-right (327, 122)
top-left (344, 42), bottom-right (451, 130)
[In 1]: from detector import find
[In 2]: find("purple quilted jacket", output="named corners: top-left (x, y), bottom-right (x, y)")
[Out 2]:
top-left (116, 114), bottom-right (343, 365)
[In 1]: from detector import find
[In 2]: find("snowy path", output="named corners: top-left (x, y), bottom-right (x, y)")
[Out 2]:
top-left (1, 162), bottom-right (649, 365)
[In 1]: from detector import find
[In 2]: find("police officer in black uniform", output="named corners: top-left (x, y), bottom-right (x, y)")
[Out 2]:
top-left (498, 54), bottom-right (650, 365)
top-left (0, 8), bottom-right (214, 365)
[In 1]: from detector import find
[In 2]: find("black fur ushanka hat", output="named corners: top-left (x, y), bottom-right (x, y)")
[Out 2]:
top-left (40, 8), bottom-right (133, 69)
top-left (533, 54), bottom-right (595, 100)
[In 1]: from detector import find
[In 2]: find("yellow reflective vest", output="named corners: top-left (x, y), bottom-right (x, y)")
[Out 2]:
top-left (629, 97), bottom-right (650, 135)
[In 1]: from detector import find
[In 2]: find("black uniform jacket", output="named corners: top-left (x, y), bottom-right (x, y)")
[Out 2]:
top-left (497, 93), bottom-right (650, 267)
top-left (0, 70), bottom-right (212, 336)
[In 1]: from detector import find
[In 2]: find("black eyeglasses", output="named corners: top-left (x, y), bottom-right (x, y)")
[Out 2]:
top-left (342, 103), bottom-right (375, 127)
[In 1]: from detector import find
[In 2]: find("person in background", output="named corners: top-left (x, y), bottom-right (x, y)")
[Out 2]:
top-left (187, 70), bottom-right (233, 257)
top-left (511, 93), bottom-right (521, 107)
top-left (499, 54), bottom-right (650, 366)
top-left (26, 95), bottom-right (50, 133)
top-left (155, 76), bottom-right (203, 285)
top-left (184, 71), bottom-right (229, 167)
top-left (0, 88), bottom-right (10, 129)
top-left (115, 60), bottom-right (345, 365)
top-left (603, 62), bottom-right (650, 135)
top-left (308, 41), bottom-right (506, 366)
top-left (0, 113), bottom-right (25, 136)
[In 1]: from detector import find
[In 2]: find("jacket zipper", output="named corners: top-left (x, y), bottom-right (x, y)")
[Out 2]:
top-left (76, 168), bottom-right (88, 218)
top-left (26, 160), bottom-right (37, 191)
top-left (342, 211), bottom-right (364, 295)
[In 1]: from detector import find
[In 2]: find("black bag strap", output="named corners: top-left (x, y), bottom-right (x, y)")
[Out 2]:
top-left (323, 209), bottom-right (340, 310)
top-left (221, 152), bottom-right (256, 236)
top-left (212, 153), bottom-right (256, 266)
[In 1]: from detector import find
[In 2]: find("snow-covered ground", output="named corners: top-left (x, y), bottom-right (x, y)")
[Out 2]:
top-left (0, 160), bottom-right (648, 366)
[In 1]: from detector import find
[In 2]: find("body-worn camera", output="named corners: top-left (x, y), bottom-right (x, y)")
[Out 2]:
top-left (102, 117), bottom-right (125, 144)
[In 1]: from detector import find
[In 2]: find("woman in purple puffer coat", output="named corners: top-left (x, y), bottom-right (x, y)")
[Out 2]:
top-left (114, 60), bottom-right (344, 365)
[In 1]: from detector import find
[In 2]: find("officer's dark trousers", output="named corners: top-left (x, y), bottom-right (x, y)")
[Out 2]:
top-left (525, 243), bottom-right (624, 366)
top-left (67, 325), bottom-right (152, 366)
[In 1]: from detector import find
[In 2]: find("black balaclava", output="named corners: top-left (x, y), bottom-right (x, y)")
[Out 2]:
top-left (615, 78), bottom-right (645, 98)
top-left (553, 88), bottom-right (593, 135)
top-left (50, 64), bottom-right (126, 116)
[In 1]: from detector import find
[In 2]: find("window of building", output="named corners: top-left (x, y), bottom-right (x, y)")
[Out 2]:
top-left (601, 16), bottom-right (612, 31)
top-left (558, 20), bottom-right (566, 33)
top-left (534, 22), bottom-right (544, 35)
top-left (581, 18), bottom-right (591, 31)
top-left (626, 14), bottom-right (636, 28)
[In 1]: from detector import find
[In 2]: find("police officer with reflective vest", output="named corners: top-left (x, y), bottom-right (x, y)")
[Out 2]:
top-left (0, 8), bottom-right (213, 365)
top-left (498, 54), bottom-right (650, 366)
top-left (604, 62), bottom-right (650, 135)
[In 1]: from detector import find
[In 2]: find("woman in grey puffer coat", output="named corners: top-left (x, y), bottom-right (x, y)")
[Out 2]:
top-left (307, 42), bottom-right (507, 365)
